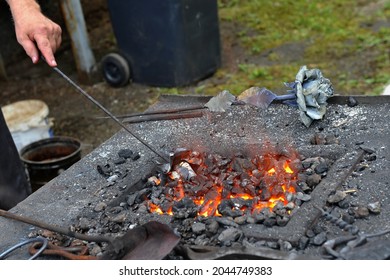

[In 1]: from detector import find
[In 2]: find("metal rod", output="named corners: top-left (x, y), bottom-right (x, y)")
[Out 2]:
top-left (0, 209), bottom-right (113, 244)
top-left (123, 110), bottom-right (203, 124)
top-left (96, 104), bottom-right (205, 119)
top-left (42, 57), bottom-right (169, 162)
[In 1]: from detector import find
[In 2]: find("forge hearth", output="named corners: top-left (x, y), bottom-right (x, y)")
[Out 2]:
top-left (144, 147), bottom-right (302, 220)
top-left (75, 141), bottom-right (363, 256)
top-left (0, 95), bottom-right (389, 260)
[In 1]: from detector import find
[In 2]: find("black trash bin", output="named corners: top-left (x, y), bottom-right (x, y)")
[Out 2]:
top-left (102, 0), bottom-right (221, 87)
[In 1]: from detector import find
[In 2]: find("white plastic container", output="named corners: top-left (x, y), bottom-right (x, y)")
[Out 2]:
top-left (382, 84), bottom-right (390, 95)
top-left (1, 99), bottom-right (53, 152)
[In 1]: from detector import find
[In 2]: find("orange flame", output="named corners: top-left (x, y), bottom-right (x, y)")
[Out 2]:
top-left (148, 202), bottom-right (163, 215)
top-left (231, 193), bottom-right (253, 200)
top-left (283, 161), bottom-right (294, 174)
top-left (267, 167), bottom-right (276, 175)
top-left (174, 179), bottom-right (185, 201)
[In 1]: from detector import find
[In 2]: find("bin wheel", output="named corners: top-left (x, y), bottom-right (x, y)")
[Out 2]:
top-left (101, 53), bottom-right (130, 87)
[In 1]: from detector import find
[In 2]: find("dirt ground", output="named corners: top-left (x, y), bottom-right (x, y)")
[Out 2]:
top-left (0, 1), bottom-right (387, 157)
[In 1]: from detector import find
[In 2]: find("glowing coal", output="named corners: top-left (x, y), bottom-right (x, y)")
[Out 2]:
top-left (144, 149), bottom-right (302, 222)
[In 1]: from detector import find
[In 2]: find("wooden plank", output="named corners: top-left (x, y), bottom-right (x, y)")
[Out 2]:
top-left (59, 0), bottom-right (96, 83)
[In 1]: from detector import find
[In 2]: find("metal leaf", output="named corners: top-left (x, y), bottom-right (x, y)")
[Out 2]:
top-left (238, 87), bottom-right (277, 109)
top-left (204, 90), bottom-right (236, 112)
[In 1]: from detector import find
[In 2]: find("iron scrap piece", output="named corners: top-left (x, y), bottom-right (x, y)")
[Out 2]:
top-left (156, 147), bottom-right (191, 174)
top-left (28, 241), bottom-right (95, 260)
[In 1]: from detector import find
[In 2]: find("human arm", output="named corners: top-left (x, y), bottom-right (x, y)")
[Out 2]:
top-left (6, 0), bottom-right (62, 66)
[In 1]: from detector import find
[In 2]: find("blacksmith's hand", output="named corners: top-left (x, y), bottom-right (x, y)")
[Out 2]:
top-left (7, 0), bottom-right (62, 67)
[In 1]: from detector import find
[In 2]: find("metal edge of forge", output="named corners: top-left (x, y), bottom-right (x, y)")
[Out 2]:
top-left (153, 94), bottom-right (390, 107)
top-left (327, 95), bottom-right (390, 105)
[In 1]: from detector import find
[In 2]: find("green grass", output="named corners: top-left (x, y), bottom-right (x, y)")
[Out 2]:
top-left (188, 0), bottom-right (390, 96)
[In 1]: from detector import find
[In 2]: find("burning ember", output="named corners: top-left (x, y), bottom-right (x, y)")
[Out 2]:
top-left (145, 149), bottom-right (302, 222)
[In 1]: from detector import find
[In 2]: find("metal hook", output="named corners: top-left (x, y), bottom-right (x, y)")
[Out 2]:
top-left (0, 237), bottom-right (48, 260)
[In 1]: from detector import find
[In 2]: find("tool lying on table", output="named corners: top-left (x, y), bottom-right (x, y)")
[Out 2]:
top-left (41, 56), bottom-right (169, 163)
top-left (0, 209), bottom-right (180, 260)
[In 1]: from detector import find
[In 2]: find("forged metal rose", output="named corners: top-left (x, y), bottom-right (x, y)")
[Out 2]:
top-left (206, 66), bottom-right (333, 128)
top-left (287, 65), bottom-right (334, 127)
